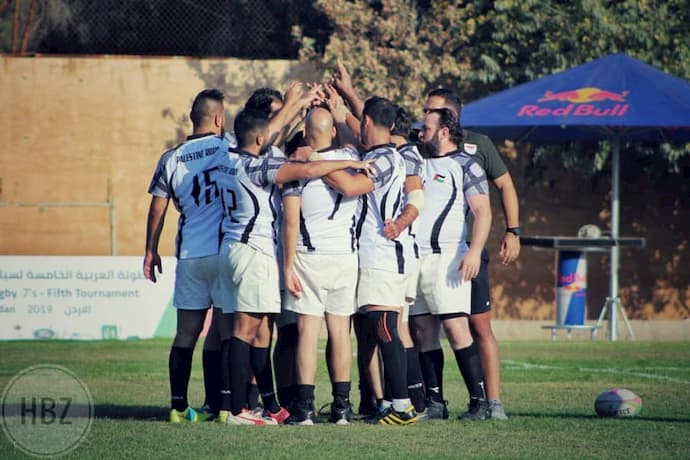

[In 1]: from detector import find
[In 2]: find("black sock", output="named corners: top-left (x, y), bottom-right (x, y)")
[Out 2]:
top-left (250, 346), bottom-right (280, 413)
top-left (406, 347), bottom-right (426, 412)
top-left (202, 349), bottom-right (221, 411)
top-left (383, 374), bottom-right (392, 402)
top-left (368, 311), bottom-right (407, 400)
top-left (247, 383), bottom-right (260, 410)
top-left (454, 341), bottom-right (486, 401)
top-left (433, 348), bottom-right (445, 400)
top-left (220, 340), bottom-right (232, 411)
top-left (169, 346), bottom-right (194, 411)
top-left (297, 384), bottom-right (315, 404)
top-left (325, 338), bottom-right (335, 384)
top-left (278, 384), bottom-right (298, 409)
top-left (274, 323), bottom-right (298, 408)
top-left (229, 337), bottom-right (251, 414)
top-left (359, 379), bottom-right (374, 409)
top-left (332, 381), bottom-right (351, 401)
top-left (420, 348), bottom-right (445, 402)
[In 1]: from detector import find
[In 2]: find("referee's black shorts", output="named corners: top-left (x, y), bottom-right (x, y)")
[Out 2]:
top-left (469, 244), bottom-right (491, 314)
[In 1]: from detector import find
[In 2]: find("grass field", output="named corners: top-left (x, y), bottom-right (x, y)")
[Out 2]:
top-left (1, 339), bottom-right (689, 459)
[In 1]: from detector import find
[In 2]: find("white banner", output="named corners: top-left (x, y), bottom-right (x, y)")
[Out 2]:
top-left (0, 256), bottom-right (177, 340)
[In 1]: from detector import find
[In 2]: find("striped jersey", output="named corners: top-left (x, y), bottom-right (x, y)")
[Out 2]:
top-left (214, 147), bottom-right (291, 256)
top-left (357, 143), bottom-right (408, 273)
top-left (225, 130), bottom-right (283, 158)
top-left (398, 142), bottom-right (425, 261)
top-left (147, 133), bottom-right (229, 259)
top-left (294, 146), bottom-right (360, 254)
top-left (416, 150), bottom-right (488, 256)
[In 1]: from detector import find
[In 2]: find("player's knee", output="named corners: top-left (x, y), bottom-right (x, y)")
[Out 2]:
top-left (368, 310), bottom-right (400, 345)
top-left (173, 330), bottom-right (200, 348)
top-left (410, 315), bottom-right (439, 348)
top-left (234, 322), bottom-right (259, 343)
top-left (276, 323), bottom-right (298, 350)
top-left (202, 332), bottom-right (221, 351)
top-left (173, 311), bottom-right (205, 347)
top-left (441, 314), bottom-right (472, 349)
top-left (470, 312), bottom-right (496, 342)
top-left (326, 315), bottom-right (351, 341)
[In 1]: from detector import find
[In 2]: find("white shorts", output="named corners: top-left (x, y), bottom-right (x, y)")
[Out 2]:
top-left (404, 256), bottom-right (420, 305)
top-left (357, 267), bottom-right (406, 309)
top-left (284, 252), bottom-right (358, 317)
top-left (410, 251), bottom-right (471, 316)
top-left (173, 255), bottom-right (219, 310)
top-left (214, 242), bottom-right (281, 314)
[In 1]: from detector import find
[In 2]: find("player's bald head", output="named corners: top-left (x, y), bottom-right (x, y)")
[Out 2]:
top-left (305, 107), bottom-right (333, 134)
top-left (190, 89), bottom-right (224, 127)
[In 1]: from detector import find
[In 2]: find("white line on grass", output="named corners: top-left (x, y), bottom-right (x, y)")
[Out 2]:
top-left (578, 367), bottom-right (690, 385)
top-left (502, 360), bottom-right (558, 370)
top-left (503, 360), bottom-right (690, 384)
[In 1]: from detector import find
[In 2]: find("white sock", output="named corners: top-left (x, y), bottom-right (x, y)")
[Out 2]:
top-left (392, 398), bottom-right (411, 412)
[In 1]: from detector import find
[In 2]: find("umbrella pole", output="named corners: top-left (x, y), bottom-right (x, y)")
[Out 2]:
top-left (609, 136), bottom-right (621, 341)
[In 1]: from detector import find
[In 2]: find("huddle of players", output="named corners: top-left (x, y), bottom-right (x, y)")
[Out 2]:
top-left (144, 62), bottom-right (520, 426)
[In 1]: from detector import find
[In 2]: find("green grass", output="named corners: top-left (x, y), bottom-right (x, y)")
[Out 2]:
top-left (1, 340), bottom-right (689, 459)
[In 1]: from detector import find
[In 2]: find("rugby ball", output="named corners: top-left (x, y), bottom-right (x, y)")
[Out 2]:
top-left (594, 388), bottom-right (642, 417)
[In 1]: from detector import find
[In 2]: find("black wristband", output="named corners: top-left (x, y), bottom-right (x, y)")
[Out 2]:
top-left (506, 227), bottom-right (521, 236)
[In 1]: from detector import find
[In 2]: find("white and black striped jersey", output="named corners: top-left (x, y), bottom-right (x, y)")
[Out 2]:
top-left (227, 130), bottom-right (289, 265)
top-left (416, 150), bottom-right (488, 256)
top-left (398, 142), bottom-right (425, 262)
top-left (214, 147), bottom-right (292, 256)
top-left (294, 146), bottom-right (360, 254)
top-left (148, 133), bottom-right (229, 259)
top-left (225, 130), bottom-right (283, 159)
top-left (357, 143), bottom-right (408, 274)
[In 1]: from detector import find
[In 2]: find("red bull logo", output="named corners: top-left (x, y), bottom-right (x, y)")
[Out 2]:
top-left (559, 272), bottom-right (586, 294)
top-left (518, 87), bottom-right (630, 118)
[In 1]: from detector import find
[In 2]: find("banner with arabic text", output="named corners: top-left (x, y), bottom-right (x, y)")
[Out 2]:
top-left (0, 256), bottom-right (177, 340)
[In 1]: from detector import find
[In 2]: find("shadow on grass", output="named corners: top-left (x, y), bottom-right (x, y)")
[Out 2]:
top-left (508, 412), bottom-right (690, 423)
top-left (1, 403), bottom-right (168, 421)
top-left (95, 404), bottom-right (168, 420)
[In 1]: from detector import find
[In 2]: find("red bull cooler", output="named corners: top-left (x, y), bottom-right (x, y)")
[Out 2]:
top-left (556, 251), bottom-right (587, 325)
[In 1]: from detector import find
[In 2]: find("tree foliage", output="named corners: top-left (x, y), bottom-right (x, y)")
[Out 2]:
top-left (298, 0), bottom-right (689, 112)
top-left (295, 0), bottom-right (690, 173)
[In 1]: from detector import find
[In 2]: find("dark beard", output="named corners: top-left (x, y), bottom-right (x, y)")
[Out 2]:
top-left (417, 140), bottom-right (439, 158)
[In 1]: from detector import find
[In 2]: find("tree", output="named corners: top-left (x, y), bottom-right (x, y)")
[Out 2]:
top-left (296, 0), bottom-right (690, 173)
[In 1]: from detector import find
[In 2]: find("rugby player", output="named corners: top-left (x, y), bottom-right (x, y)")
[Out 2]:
top-left (313, 96), bottom-right (418, 425)
top-left (413, 107), bottom-right (492, 420)
top-left (144, 89), bottom-right (229, 423)
top-left (282, 106), bottom-right (360, 425)
top-left (213, 107), bottom-right (373, 425)
top-left (416, 89), bottom-right (520, 419)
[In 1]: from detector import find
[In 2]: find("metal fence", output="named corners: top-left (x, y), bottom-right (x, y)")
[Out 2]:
top-left (2, 0), bottom-right (325, 58)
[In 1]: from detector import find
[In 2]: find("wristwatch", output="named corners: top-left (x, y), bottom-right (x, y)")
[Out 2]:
top-left (506, 227), bottom-right (521, 236)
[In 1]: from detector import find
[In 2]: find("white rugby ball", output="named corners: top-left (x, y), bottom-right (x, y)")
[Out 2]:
top-left (594, 388), bottom-right (642, 417)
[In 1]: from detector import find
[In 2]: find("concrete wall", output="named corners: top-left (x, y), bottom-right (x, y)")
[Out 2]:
top-left (1, 55), bottom-right (688, 322)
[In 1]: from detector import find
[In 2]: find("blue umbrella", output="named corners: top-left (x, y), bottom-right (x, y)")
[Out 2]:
top-left (462, 53), bottom-right (690, 340)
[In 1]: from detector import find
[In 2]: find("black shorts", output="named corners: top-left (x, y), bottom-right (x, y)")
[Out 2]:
top-left (470, 246), bottom-right (491, 314)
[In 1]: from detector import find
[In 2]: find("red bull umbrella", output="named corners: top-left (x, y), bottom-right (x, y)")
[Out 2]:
top-left (461, 53), bottom-right (690, 143)
top-left (461, 53), bottom-right (690, 341)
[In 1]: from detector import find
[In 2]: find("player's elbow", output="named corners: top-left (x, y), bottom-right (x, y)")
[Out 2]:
top-left (340, 184), bottom-right (362, 198)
